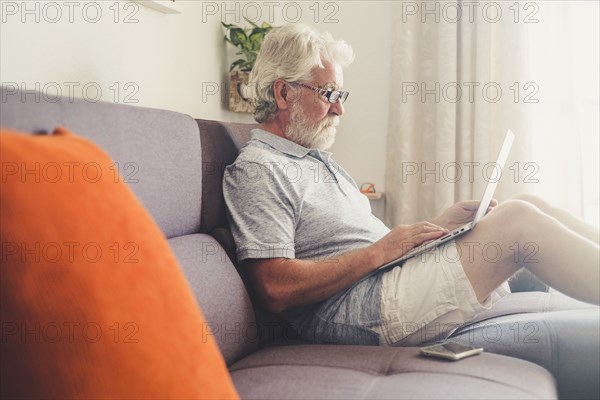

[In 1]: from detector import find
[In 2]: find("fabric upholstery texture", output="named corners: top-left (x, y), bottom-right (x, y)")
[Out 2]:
top-left (0, 89), bottom-right (202, 239)
top-left (450, 291), bottom-right (600, 399)
top-left (168, 233), bottom-right (258, 365)
top-left (197, 119), bottom-right (255, 235)
top-left (0, 128), bottom-right (238, 399)
top-left (230, 345), bottom-right (557, 399)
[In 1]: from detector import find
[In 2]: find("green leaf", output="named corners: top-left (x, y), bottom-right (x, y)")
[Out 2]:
top-left (241, 50), bottom-right (256, 63)
top-left (246, 52), bottom-right (257, 65)
top-left (230, 28), bottom-right (247, 47)
top-left (249, 31), bottom-right (264, 51)
top-left (223, 20), bottom-right (275, 70)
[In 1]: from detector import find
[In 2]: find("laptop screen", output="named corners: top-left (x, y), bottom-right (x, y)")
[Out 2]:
top-left (472, 130), bottom-right (515, 224)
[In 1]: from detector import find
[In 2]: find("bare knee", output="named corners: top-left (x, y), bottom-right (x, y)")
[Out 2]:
top-left (489, 199), bottom-right (557, 240)
top-left (511, 193), bottom-right (549, 210)
top-left (492, 198), bottom-right (540, 220)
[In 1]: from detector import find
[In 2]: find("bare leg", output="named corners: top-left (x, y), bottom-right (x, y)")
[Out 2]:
top-left (512, 193), bottom-right (599, 245)
top-left (456, 199), bottom-right (600, 305)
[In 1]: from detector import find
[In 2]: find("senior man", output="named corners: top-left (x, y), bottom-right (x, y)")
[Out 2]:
top-left (223, 24), bottom-right (599, 347)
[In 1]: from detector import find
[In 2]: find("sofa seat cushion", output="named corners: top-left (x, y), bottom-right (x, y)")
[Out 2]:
top-left (449, 291), bottom-right (599, 399)
top-left (229, 344), bottom-right (556, 399)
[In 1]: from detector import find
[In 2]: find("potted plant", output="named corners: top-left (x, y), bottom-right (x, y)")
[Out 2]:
top-left (222, 19), bottom-right (273, 113)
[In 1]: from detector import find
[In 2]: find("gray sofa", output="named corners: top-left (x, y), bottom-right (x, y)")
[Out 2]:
top-left (1, 85), bottom-right (598, 399)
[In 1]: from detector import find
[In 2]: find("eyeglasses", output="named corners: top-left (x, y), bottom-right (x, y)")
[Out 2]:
top-left (293, 82), bottom-right (349, 104)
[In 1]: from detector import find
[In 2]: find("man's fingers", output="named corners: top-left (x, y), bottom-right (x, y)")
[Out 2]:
top-left (416, 229), bottom-right (447, 244)
top-left (423, 225), bottom-right (447, 233)
top-left (403, 229), bottom-right (448, 251)
top-left (415, 221), bottom-right (448, 233)
top-left (460, 200), bottom-right (480, 210)
top-left (485, 199), bottom-right (498, 215)
top-left (401, 224), bottom-right (427, 233)
top-left (395, 222), bottom-right (449, 255)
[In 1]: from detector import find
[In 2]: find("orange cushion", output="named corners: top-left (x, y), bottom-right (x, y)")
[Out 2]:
top-left (0, 127), bottom-right (239, 399)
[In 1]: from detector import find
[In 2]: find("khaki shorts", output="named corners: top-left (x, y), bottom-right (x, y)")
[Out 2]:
top-left (372, 240), bottom-right (510, 346)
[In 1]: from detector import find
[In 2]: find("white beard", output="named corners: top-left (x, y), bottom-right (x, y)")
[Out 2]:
top-left (285, 102), bottom-right (340, 150)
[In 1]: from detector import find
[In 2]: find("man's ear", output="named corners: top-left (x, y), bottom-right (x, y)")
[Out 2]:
top-left (273, 79), bottom-right (289, 111)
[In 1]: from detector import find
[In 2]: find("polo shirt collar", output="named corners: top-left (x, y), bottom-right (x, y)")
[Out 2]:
top-left (251, 128), bottom-right (333, 161)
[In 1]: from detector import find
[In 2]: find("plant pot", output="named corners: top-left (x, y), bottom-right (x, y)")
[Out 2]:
top-left (228, 71), bottom-right (254, 113)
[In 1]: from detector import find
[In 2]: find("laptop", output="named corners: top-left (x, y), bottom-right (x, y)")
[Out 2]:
top-left (377, 129), bottom-right (515, 271)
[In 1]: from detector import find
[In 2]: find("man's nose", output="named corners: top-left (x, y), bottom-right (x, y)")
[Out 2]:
top-left (330, 100), bottom-right (344, 116)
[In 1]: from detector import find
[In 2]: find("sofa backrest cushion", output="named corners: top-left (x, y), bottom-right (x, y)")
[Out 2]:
top-left (168, 233), bottom-right (259, 365)
top-left (0, 127), bottom-right (239, 399)
top-left (0, 86), bottom-right (202, 239)
top-left (197, 119), bottom-right (254, 235)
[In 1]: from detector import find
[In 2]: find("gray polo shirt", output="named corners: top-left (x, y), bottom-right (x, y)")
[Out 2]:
top-left (223, 129), bottom-right (390, 344)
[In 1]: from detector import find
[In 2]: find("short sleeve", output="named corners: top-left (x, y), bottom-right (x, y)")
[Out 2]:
top-left (223, 159), bottom-right (297, 261)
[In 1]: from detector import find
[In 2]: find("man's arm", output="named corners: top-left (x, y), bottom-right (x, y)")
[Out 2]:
top-left (245, 222), bottom-right (448, 313)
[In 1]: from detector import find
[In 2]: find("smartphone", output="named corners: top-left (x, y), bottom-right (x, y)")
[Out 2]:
top-left (420, 342), bottom-right (484, 361)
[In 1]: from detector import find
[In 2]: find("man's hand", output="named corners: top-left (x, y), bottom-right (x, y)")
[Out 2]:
top-left (374, 221), bottom-right (449, 265)
top-left (431, 199), bottom-right (498, 231)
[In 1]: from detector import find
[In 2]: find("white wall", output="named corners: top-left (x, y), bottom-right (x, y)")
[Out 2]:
top-left (1, 0), bottom-right (392, 202)
top-left (0, 0), bottom-right (252, 121)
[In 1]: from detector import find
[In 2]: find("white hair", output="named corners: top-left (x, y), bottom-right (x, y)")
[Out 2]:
top-left (249, 24), bottom-right (355, 123)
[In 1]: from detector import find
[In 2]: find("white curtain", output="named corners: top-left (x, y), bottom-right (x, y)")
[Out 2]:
top-left (385, 1), bottom-right (598, 227)
top-left (527, 1), bottom-right (599, 227)
top-left (385, 0), bottom-right (534, 225)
